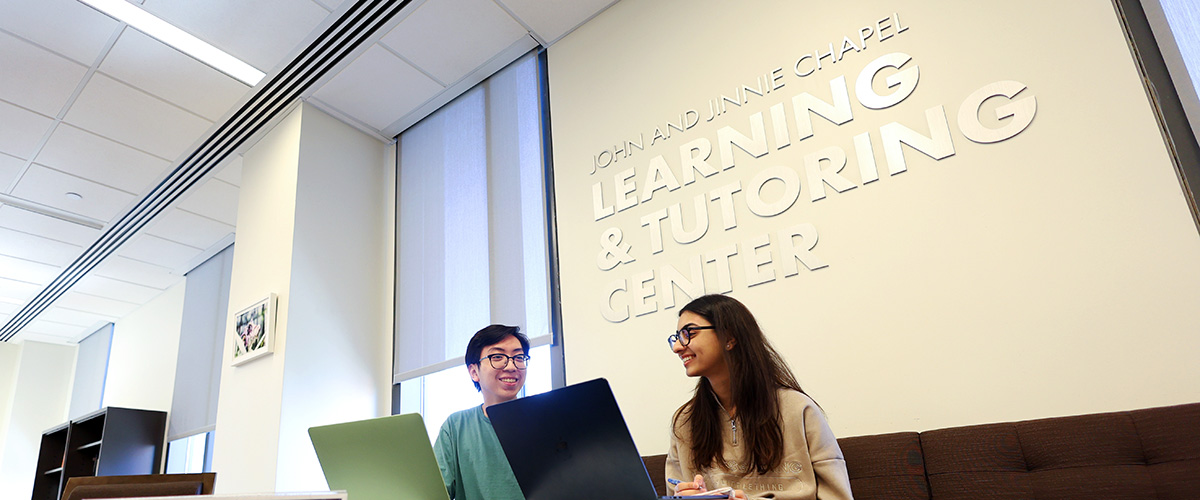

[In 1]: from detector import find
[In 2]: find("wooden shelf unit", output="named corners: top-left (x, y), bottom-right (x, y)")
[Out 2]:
top-left (29, 407), bottom-right (167, 500)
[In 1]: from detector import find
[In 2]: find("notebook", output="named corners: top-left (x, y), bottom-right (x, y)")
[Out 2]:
top-left (488, 378), bottom-right (730, 500)
top-left (308, 413), bottom-right (450, 500)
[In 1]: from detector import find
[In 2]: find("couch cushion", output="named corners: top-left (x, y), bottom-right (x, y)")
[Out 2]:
top-left (838, 431), bottom-right (929, 500)
top-left (1131, 403), bottom-right (1200, 500)
top-left (920, 403), bottom-right (1200, 500)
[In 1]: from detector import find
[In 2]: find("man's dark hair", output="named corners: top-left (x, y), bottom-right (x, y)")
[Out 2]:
top-left (465, 324), bottom-right (530, 391)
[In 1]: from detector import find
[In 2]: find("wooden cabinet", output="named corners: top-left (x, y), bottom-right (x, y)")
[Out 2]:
top-left (30, 407), bottom-right (168, 500)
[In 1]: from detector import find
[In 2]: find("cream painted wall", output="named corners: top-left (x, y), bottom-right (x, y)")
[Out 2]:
top-left (0, 341), bottom-right (75, 500)
top-left (103, 281), bottom-right (186, 411)
top-left (210, 103), bottom-right (392, 494)
top-left (548, 0), bottom-right (1200, 453)
top-left (211, 104), bottom-right (303, 494)
top-left (0, 341), bottom-right (21, 470)
top-left (275, 104), bottom-right (389, 491)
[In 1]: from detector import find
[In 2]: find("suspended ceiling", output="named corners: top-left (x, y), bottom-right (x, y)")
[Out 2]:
top-left (0, 0), bottom-right (615, 344)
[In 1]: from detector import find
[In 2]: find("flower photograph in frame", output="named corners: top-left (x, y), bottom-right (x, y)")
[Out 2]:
top-left (232, 293), bottom-right (276, 366)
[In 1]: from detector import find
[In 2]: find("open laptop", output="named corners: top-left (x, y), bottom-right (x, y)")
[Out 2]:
top-left (308, 413), bottom-right (449, 500)
top-left (488, 378), bottom-right (730, 500)
top-left (117, 494), bottom-right (347, 500)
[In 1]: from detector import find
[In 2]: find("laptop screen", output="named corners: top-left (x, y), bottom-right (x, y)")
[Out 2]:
top-left (489, 378), bottom-right (726, 500)
top-left (308, 413), bottom-right (450, 500)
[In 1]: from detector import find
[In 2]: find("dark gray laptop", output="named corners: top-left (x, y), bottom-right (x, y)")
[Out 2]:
top-left (489, 378), bottom-right (729, 500)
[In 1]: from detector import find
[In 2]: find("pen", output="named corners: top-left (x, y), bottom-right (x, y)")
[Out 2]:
top-left (667, 478), bottom-right (682, 486)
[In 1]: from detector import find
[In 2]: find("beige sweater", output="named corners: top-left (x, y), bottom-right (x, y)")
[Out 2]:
top-left (666, 389), bottom-right (854, 500)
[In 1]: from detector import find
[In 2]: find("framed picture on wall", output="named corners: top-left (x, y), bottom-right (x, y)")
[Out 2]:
top-left (231, 293), bottom-right (277, 366)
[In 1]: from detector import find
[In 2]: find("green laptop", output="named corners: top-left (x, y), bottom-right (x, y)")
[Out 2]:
top-left (309, 413), bottom-right (450, 500)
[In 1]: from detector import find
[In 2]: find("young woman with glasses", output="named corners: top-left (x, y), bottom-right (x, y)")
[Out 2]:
top-left (666, 295), bottom-right (854, 500)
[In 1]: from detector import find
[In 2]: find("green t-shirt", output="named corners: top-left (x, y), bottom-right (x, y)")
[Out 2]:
top-left (433, 405), bottom-right (525, 500)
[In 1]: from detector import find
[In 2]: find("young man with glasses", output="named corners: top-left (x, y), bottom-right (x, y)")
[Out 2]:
top-left (433, 324), bottom-right (531, 500)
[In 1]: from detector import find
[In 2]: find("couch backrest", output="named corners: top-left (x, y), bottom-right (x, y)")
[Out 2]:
top-left (919, 402), bottom-right (1200, 500)
top-left (838, 431), bottom-right (930, 500)
top-left (649, 402), bottom-right (1199, 500)
top-left (643, 454), bottom-right (669, 497)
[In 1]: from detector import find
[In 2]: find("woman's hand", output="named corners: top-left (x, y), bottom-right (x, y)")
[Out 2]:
top-left (673, 474), bottom-right (708, 496)
top-left (674, 475), bottom-right (747, 499)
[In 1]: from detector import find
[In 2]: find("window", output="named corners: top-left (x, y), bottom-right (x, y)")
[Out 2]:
top-left (164, 430), bottom-right (213, 473)
top-left (393, 50), bottom-right (561, 434)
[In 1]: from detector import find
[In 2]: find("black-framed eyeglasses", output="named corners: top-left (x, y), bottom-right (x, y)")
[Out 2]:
top-left (479, 353), bottom-right (530, 370)
top-left (668, 326), bottom-right (715, 348)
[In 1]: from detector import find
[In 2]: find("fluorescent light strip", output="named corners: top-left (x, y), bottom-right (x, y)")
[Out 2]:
top-left (78, 0), bottom-right (266, 86)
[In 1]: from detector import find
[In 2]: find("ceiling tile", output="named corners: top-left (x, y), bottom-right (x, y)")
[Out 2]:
top-left (11, 164), bottom-right (138, 221)
top-left (0, 30), bottom-right (88, 117)
top-left (311, 0), bottom-right (352, 11)
top-left (213, 154), bottom-right (243, 187)
top-left (92, 255), bottom-right (182, 290)
top-left (314, 44), bottom-right (444, 131)
top-left (0, 254), bottom-right (62, 284)
top-left (0, 226), bottom-right (84, 266)
top-left (63, 74), bottom-right (213, 161)
top-left (145, 208), bottom-right (235, 251)
top-left (0, 100), bottom-right (54, 160)
top-left (55, 291), bottom-right (140, 318)
top-left (176, 178), bottom-right (240, 226)
top-left (496, 0), bottom-right (614, 44)
top-left (117, 234), bottom-right (203, 270)
top-left (34, 123), bottom-right (171, 195)
top-left (0, 205), bottom-right (102, 247)
top-left (21, 319), bottom-right (88, 338)
top-left (141, 0), bottom-right (330, 73)
top-left (0, 0), bottom-right (120, 65)
top-left (0, 153), bottom-right (23, 187)
top-left (0, 302), bottom-right (17, 315)
top-left (0, 276), bottom-right (41, 303)
top-left (100, 29), bottom-right (250, 122)
top-left (381, 0), bottom-right (528, 84)
top-left (36, 306), bottom-right (118, 328)
top-left (72, 274), bottom-right (163, 304)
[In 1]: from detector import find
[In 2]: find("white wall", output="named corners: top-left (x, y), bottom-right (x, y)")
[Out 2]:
top-left (211, 104), bottom-right (303, 494)
top-left (0, 341), bottom-right (22, 470)
top-left (0, 341), bottom-right (76, 500)
top-left (275, 103), bottom-right (389, 491)
top-left (211, 103), bottom-right (391, 494)
top-left (548, 0), bottom-right (1200, 452)
top-left (104, 281), bottom-right (186, 411)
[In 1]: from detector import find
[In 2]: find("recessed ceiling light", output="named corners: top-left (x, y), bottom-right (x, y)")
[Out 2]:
top-left (65, 192), bottom-right (84, 201)
top-left (77, 0), bottom-right (266, 86)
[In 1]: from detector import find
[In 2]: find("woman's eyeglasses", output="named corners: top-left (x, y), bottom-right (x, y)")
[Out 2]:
top-left (667, 325), bottom-right (715, 348)
top-left (479, 353), bottom-right (530, 370)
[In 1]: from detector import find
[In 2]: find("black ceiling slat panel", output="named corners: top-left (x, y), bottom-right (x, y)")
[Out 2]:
top-left (1, 0), bottom-right (412, 342)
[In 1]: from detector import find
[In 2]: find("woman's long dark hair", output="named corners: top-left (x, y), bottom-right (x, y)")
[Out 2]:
top-left (671, 294), bottom-right (807, 475)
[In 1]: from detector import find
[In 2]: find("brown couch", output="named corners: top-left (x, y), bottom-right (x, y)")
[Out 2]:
top-left (644, 402), bottom-right (1200, 499)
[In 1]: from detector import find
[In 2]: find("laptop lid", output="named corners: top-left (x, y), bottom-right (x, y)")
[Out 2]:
top-left (118, 494), bottom-right (348, 500)
top-left (489, 378), bottom-right (726, 500)
top-left (308, 413), bottom-right (449, 500)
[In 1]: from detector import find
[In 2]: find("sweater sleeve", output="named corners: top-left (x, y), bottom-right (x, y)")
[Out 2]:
top-left (665, 422), bottom-right (685, 493)
top-left (433, 419), bottom-right (459, 499)
top-left (803, 402), bottom-right (854, 500)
